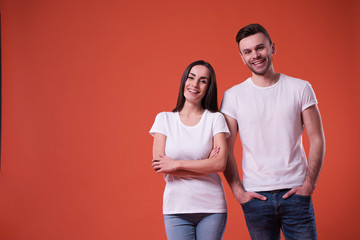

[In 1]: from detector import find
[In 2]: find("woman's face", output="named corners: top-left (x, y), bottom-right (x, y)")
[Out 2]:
top-left (183, 65), bottom-right (210, 105)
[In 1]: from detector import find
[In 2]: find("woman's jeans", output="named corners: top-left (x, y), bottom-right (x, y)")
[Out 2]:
top-left (164, 213), bottom-right (227, 240)
top-left (241, 189), bottom-right (317, 240)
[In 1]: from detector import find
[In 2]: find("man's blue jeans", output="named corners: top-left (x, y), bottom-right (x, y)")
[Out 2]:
top-left (241, 189), bottom-right (317, 240)
top-left (164, 213), bottom-right (227, 240)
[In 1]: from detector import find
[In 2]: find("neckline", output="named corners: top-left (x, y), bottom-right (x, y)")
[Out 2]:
top-left (176, 109), bottom-right (207, 128)
top-left (249, 74), bottom-right (282, 89)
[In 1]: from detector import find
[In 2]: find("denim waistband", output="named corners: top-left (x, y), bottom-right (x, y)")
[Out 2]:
top-left (257, 188), bottom-right (291, 194)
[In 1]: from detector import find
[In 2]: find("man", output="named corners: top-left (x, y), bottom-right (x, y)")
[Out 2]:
top-left (221, 23), bottom-right (325, 240)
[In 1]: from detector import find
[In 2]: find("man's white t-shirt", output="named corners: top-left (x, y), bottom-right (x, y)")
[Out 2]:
top-left (150, 110), bottom-right (230, 214)
top-left (221, 74), bottom-right (318, 192)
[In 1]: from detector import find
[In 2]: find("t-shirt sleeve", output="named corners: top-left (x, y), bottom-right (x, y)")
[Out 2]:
top-left (220, 91), bottom-right (237, 120)
top-left (301, 82), bottom-right (318, 111)
top-left (213, 113), bottom-right (231, 138)
top-left (149, 112), bottom-right (167, 137)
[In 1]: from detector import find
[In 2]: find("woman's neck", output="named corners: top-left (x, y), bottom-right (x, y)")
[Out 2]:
top-left (180, 101), bottom-right (204, 117)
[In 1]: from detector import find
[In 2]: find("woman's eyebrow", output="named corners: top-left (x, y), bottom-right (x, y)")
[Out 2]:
top-left (189, 72), bottom-right (208, 79)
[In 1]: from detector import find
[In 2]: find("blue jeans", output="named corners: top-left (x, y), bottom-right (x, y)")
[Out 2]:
top-left (164, 213), bottom-right (227, 240)
top-left (241, 189), bottom-right (317, 240)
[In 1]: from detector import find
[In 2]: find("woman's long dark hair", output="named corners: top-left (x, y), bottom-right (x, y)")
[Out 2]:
top-left (172, 60), bottom-right (218, 113)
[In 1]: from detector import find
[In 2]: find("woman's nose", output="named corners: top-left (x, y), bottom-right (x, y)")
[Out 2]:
top-left (191, 80), bottom-right (199, 87)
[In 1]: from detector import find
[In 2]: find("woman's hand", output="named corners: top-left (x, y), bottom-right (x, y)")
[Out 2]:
top-left (209, 146), bottom-right (220, 158)
top-left (152, 154), bottom-right (179, 173)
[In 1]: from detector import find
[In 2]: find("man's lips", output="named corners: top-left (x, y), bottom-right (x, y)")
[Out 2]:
top-left (251, 58), bottom-right (266, 66)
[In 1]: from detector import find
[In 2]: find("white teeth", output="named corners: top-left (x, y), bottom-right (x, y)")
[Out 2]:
top-left (253, 59), bottom-right (265, 65)
top-left (188, 89), bottom-right (199, 93)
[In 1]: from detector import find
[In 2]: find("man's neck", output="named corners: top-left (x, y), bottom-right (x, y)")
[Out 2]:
top-left (251, 70), bottom-right (280, 87)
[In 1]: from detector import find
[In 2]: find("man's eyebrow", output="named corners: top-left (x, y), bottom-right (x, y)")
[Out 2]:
top-left (256, 43), bottom-right (265, 47)
top-left (243, 43), bottom-right (265, 51)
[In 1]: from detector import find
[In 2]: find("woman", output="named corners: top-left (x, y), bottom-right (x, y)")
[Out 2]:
top-left (150, 60), bottom-right (230, 240)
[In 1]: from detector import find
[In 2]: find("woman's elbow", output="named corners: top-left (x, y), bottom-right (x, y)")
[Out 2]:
top-left (218, 164), bottom-right (226, 172)
top-left (216, 155), bottom-right (227, 172)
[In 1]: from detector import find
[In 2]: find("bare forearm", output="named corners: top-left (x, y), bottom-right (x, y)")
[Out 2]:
top-left (168, 170), bottom-right (206, 177)
top-left (223, 153), bottom-right (245, 196)
top-left (176, 155), bottom-right (226, 174)
top-left (304, 137), bottom-right (325, 189)
top-left (283, 137), bottom-right (325, 199)
top-left (301, 105), bottom-right (326, 192)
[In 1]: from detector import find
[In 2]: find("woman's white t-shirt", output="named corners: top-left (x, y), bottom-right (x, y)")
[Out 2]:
top-left (150, 110), bottom-right (230, 214)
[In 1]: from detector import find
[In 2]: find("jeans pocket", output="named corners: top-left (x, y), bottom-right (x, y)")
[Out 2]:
top-left (240, 198), bottom-right (255, 207)
top-left (292, 194), bottom-right (311, 203)
top-left (241, 198), bottom-right (261, 214)
top-left (284, 194), bottom-right (314, 220)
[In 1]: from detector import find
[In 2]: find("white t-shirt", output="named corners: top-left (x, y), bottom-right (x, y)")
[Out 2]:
top-left (221, 74), bottom-right (318, 192)
top-left (150, 110), bottom-right (230, 214)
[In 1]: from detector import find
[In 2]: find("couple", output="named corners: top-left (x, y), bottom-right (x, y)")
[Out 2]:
top-left (150, 23), bottom-right (325, 240)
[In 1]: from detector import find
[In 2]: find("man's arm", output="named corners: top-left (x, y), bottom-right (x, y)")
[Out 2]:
top-left (223, 114), bottom-right (266, 203)
top-left (283, 105), bottom-right (325, 198)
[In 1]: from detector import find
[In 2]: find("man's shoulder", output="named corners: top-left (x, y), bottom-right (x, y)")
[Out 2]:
top-left (281, 74), bottom-right (309, 87)
top-left (224, 78), bottom-right (251, 95)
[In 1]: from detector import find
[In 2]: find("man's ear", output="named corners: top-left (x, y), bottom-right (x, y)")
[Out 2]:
top-left (271, 42), bottom-right (276, 55)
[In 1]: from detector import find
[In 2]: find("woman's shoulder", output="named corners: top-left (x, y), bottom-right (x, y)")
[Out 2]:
top-left (155, 111), bottom-right (175, 116)
top-left (205, 110), bottom-right (223, 115)
top-left (204, 110), bottom-right (225, 121)
top-left (154, 111), bottom-right (177, 120)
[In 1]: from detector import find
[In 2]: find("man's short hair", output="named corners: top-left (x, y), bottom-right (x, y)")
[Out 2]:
top-left (235, 23), bottom-right (272, 45)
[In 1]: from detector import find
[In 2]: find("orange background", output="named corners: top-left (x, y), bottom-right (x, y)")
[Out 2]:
top-left (0, 0), bottom-right (359, 239)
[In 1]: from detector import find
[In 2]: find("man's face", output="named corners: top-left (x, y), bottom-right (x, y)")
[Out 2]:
top-left (238, 33), bottom-right (276, 75)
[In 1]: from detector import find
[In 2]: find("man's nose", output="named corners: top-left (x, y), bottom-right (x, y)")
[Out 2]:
top-left (252, 51), bottom-right (261, 59)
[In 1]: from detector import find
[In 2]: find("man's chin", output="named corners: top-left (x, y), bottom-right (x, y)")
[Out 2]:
top-left (250, 68), bottom-right (267, 75)
top-left (248, 65), bottom-right (270, 76)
